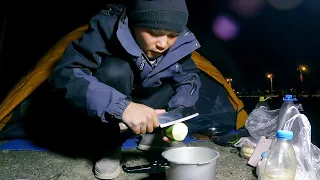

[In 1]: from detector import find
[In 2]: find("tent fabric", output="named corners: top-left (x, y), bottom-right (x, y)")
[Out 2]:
top-left (0, 24), bottom-right (247, 132)
top-left (185, 71), bottom-right (237, 134)
top-left (191, 52), bottom-right (248, 129)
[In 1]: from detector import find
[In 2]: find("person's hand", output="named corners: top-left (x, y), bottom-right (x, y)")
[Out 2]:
top-left (122, 102), bottom-right (164, 134)
top-left (162, 136), bottom-right (172, 143)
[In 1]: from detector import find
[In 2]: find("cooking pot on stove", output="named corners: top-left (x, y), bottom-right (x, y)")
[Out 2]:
top-left (123, 147), bottom-right (220, 180)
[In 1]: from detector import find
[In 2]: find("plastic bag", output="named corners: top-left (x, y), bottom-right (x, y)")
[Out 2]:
top-left (234, 137), bottom-right (258, 159)
top-left (283, 113), bottom-right (320, 180)
top-left (295, 103), bottom-right (304, 112)
top-left (244, 103), bottom-right (319, 179)
top-left (245, 107), bottom-right (280, 142)
top-left (278, 104), bottom-right (301, 132)
top-left (234, 137), bottom-right (257, 148)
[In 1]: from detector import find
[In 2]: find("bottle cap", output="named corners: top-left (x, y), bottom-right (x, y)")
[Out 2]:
top-left (283, 94), bottom-right (297, 102)
top-left (259, 96), bottom-right (265, 102)
top-left (277, 130), bottom-right (293, 140)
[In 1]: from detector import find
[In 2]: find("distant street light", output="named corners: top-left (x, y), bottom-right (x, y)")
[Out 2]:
top-left (298, 65), bottom-right (307, 95)
top-left (226, 78), bottom-right (233, 87)
top-left (267, 74), bottom-right (273, 94)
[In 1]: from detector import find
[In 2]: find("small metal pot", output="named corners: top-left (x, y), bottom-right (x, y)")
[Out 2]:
top-left (123, 147), bottom-right (220, 180)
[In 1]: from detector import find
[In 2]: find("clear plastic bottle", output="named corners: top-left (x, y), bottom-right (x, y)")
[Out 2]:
top-left (269, 95), bottom-right (298, 149)
top-left (255, 96), bottom-right (270, 110)
top-left (263, 130), bottom-right (297, 180)
top-left (277, 95), bottom-right (297, 131)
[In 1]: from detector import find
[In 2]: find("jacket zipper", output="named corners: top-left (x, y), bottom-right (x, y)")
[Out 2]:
top-left (142, 53), bottom-right (156, 70)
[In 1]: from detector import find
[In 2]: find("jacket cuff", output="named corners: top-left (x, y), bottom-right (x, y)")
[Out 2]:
top-left (112, 97), bottom-right (131, 120)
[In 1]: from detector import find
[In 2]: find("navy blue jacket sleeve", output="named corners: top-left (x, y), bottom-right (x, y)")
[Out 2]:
top-left (168, 54), bottom-right (201, 108)
top-left (48, 12), bottom-right (131, 122)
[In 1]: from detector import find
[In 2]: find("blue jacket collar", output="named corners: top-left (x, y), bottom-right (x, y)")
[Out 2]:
top-left (116, 7), bottom-right (142, 57)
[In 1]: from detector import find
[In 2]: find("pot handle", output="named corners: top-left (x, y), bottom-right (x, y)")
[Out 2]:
top-left (122, 159), bottom-right (170, 173)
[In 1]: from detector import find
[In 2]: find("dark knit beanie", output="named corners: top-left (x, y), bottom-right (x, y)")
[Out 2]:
top-left (127, 0), bottom-right (189, 33)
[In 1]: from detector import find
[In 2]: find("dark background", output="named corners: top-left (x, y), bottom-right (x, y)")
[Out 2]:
top-left (1, 0), bottom-right (320, 99)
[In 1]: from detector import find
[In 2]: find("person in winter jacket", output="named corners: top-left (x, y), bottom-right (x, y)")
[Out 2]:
top-left (48, 0), bottom-right (201, 179)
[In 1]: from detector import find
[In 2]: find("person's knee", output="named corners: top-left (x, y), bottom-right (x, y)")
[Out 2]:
top-left (94, 57), bottom-right (132, 85)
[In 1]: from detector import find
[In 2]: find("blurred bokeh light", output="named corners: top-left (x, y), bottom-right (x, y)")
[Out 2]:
top-left (230, 0), bottom-right (265, 17)
top-left (268, 0), bottom-right (303, 10)
top-left (212, 15), bottom-right (240, 41)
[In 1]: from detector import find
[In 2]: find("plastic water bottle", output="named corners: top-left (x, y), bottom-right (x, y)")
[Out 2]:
top-left (263, 130), bottom-right (297, 180)
top-left (255, 96), bottom-right (270, 110)
top-left (277, 95), bottom-right (297, 131)
top-left (269, 95), bottom-right (298, 149)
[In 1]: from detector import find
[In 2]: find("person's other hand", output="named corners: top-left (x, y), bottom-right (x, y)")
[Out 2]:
top-left (154, 109), bottom-right (172, 142)
top-left (153, 109), bottom-right (174, 143)
top-left (122, 102), bottom-right (163, 134)
top-left (162, 136), bottom-right (172, 143)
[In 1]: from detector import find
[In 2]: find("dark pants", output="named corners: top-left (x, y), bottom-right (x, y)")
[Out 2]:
top-left (23, 57), bottom-right (173, 158)
top-left (93, 57), bottom-right (174, 109)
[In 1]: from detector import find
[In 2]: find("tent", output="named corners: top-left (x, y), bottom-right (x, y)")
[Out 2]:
top-left (0, 24), bottom-right (248, 137)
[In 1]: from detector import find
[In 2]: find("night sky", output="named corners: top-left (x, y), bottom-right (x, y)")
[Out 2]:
top-left (186, 0), bottom-right (320, 92)
top-left (1, 0), bottom-right (320, 99)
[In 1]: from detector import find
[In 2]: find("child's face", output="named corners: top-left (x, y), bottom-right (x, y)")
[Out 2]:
top-left (133, 27), bottom-right (179, 59)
